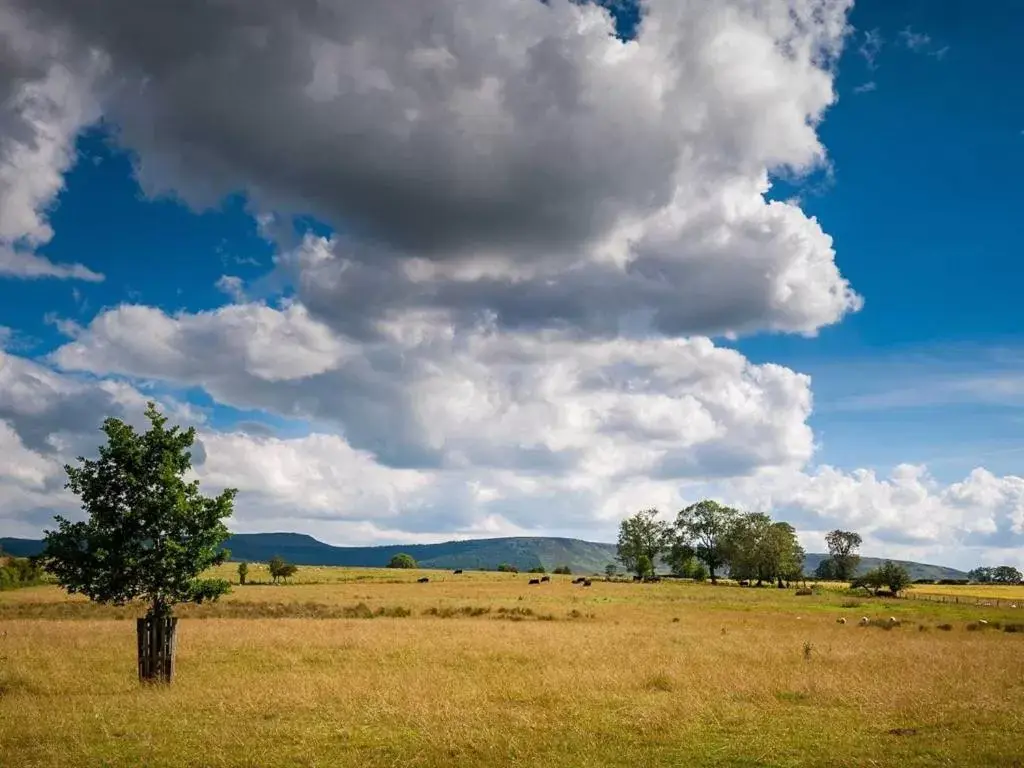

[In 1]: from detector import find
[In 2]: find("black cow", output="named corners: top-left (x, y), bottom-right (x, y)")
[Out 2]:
top-left (583, 579), bottom-right (592, 587)
top-left (453, 569), bottom-right (464, 574)
top-left (417, 577), bottom-right (430, 583)
top-left (528, 578), bottom-right (541, 585)
top-left (540, 576), bottom-right (551, 583)
top-left (633, 575), bottom-right (642, 582)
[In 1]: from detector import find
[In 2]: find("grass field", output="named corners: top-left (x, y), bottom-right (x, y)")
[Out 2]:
top-left (3, 568), bottom-right (1024, 768)
top-left (912, 583), bottom-right (1024, 602)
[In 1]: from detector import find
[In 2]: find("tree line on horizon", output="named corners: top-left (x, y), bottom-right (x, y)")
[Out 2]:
top-left (615, 504), bottom-right (916, 593)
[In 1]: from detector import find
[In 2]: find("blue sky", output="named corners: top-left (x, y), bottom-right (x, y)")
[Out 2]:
top-left (1, 0), bottom-right (1022, 565)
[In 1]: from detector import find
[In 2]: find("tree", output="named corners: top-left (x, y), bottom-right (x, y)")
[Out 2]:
top-left (528, 566), bottom-right (547, 574)
top-left (824, 530), bottom-right (862, 581)
top-left (672, 500), bottom-right (738, 584)
top-left (616, 508), bottom-right (668, 580)
top-left (604, 563), bottom-right (617, 579)
top-left (553, 565), bottom-right (572, 575)
top-left (815, 559), bottom-right (837, 580)
top-left (862, 561), bottom-right (912, 596)
top-left (268, 555), bottom-right (297, 583)
top-left (497, 563), bottom-right (518, 573)
top-left (968, 567), bottom-right (994, 583)
top-left (724, 515), bottom-right (804, 588)
top-left (993, 565), bottom-right (1023, 584)
top-left (237, 561), bottom-right (248, 585)
top-left (41, 402), bottom-right (235, 683)
top-left (387, 553), bottom-right (417, 569)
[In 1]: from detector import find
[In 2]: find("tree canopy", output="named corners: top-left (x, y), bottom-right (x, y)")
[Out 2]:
top-left (824, 529), bottom-right (862, 581)
top-left (616, 508), bottom-right (668, 579)
top-left (41, 402), bottom-right (235, 619)
top-left (387, 553), bottom-right (417, 569)
top-left (672, 500), bottom-right (739, 583)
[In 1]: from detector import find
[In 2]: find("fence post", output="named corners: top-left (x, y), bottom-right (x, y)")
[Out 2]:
top-left (137, 615), bottom-right (177, 684)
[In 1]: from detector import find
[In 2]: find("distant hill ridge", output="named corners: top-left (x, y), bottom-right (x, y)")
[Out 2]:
top-left (0, 533), bottom-right (969, 580)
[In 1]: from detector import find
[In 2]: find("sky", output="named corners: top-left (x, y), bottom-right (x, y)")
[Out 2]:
top-left (0, 0), bottom-right (1022, 570)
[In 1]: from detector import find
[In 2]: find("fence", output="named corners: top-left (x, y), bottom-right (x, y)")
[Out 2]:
top-left (903, 591), bottom-right (1021, 609)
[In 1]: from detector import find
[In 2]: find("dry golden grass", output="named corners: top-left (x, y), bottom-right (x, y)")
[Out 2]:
top-left (3, 569), bottom-right (1024, 767)
top-left (913, 583), bottom-right (1024, 601)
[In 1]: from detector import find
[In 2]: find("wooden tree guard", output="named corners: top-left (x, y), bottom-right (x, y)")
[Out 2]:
top-left (137, 615), bottom-right (178, 684)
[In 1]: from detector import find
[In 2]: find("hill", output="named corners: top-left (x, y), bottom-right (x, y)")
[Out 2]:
top-left (1, 533), bottom-right (968, 580)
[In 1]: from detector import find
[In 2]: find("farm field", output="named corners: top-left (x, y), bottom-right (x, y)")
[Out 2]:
top-left (911, 583), bottom-right (1024, 602)
top-left (2, 568), bottom-right (1024, 768)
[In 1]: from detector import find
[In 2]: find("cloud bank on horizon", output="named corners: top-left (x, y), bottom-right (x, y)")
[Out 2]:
top-left (0, 0), bottom-right (1020, 569)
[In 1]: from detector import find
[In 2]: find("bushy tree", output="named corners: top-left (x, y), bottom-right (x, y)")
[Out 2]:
top-left (616, 508), bottom-right (668, 579)
top-left (824, 530), bottom-right (862, 581)
top-left (815, 558), bottom-right (837, 580)
top-left (268, 555), bottom-right (297, 583)
top-left (672, 500), bottom-right (738, 584)
top-left (862, 561), bottom-right (912, 595)
top-left (387, 553), bottom-right (417, 569)
top-left (41, 402), bottom-right (235, 620)
top-left (553, 565), bottom-right (572, 575)
top-left (497, 563), bottom-right (518, 573)
top-left (528, 566), bottom-right (547, 574)
top-left (725, 515), bottom-right (804, 587)
top-left (993, 565), bottom-right (1023, 584)
top-left (237, 561), bottom-right (248, 585)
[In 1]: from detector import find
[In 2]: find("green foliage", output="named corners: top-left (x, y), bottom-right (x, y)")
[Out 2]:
top-left (268, 555), bottom-right (298, 583)
top-left (968, 565), bottom-right (1023, 584)
top-left (553, 565), bottom-right (572, 575)
top-left (497, 563), bottom-right (519, 573)
top-left (815, 558), bottom-right (837, 580)
top-left (824, 530), bottom-right (862, 581)
top-left (858, 560), bottom-right (912, 595)
top-left (0, 555), bottom-right (46, 590)
top-left (237, 561), bottom-right (249, 585)
top-left (616, 508), bottom-right (668, 579)
top-left (670, 555), bottom-right (707, 581)
top-left (387, 553), bottom-right (418, 569)
top-left (40, 402), bottom-right (235, 618)
top-left (528, 566), bottom-right (547, 574)
top-left (672, 500), bottom-right (739, 583)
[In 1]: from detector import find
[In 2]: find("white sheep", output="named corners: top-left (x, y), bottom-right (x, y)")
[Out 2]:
top-left (837, 617), bottom-right (847, 624)
top-left (859, 616), bottom-right (869, 626)
top-left (979, 619), bottom-right (989, 626)
top-left (888, 616), bottom-right (899, 626)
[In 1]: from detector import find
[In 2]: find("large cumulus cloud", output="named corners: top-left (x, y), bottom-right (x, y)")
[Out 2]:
top-left (4, 0), bottom-right (859, 334)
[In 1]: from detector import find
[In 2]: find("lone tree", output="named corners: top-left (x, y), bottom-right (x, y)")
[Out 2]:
top-left (268, 555), bottom-right (298, 583)
top-left (237, 561), bottom-right (249, 585)
top-left (41, 402), bottom-right (235, 684)
top-left (616, 508), bottom-right (668, 580)
top-left (824, 529), bottom-right (863, 581)
top-left (387, 553), bottom-right (417, 569)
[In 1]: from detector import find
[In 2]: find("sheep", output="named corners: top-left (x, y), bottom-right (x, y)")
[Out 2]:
top-left (837, 617), bottom-right (847, 624)
top-left (888, 616), bottom-right (899, 626)
top-left (979, 619), bottom-right (989, 626)
top-left (859, 616), bottom-right (870, 626)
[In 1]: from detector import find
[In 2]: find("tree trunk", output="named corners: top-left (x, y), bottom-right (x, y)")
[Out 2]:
top-left (137, 614), bottom-right (177, 684)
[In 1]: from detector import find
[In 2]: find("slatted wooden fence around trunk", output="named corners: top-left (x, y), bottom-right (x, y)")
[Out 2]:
top-left (137, 615), bottom-right (177, 683)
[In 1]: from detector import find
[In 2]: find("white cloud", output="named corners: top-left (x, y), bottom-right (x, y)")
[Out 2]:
top-left (853, 81), bottom-right (876, 95)
top-left (4, 0), bottom-right (860, 336)
top-left (0, 9), bottom-right (105, 280)
top-left (50, 301), bottom-right (816, 479)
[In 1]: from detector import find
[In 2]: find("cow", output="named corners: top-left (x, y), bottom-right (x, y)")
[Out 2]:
top-left (417, 577), bottom-right (430, 583)
top-left (583, 579), bottom-right (592, 587)
top-left (540, 576), bottom-right (551, 583)
top-left (529, 578), bottom-right (541, 585)
top-left (633, 575), bottom-right (642, 582)
top-left (453, 569), bottom-right (463, 574)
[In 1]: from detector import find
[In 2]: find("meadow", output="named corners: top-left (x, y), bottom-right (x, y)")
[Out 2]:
top-left (2, 567), bottom-right (1024, 768)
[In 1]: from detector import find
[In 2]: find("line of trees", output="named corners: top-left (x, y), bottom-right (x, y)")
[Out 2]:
top-left (615, 501), bottom-right (806, 587)
top-left (967, 566), bottom-right (1023, 584)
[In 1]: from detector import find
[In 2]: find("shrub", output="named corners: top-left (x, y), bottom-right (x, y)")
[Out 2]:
top-left (553, 566), bottom-right (572, 575)
top-left (937, 623), bottom-right (953, 631)
top-left (795, 588), bottom-right (813, 596)
top-left (497, 563), bottom-right (519, 573)
top-left (387, 553), bottom-right (417, 569)
top-left (840, 599), bottom-right (862, 608)
top-left (528, 566), bottom-right (546, 574)
top-left (1003, 623), bottom-right (1024, 633)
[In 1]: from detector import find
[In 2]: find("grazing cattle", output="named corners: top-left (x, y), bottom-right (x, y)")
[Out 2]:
top-left (540, 576), bottom-right (551, 583)
top-left (572, 577), bottom-right (585, 584)
top-left (633, 575), bottom-right (642, 582)
top-left (837, 617), bottom-right (847, 624)
top-left (453, 569), bottom-right (463, 574)
top-left (859, 616), bottom-right (870, 626)
top-left (417, 577), bottom-right (430, 583)
top-left (739, 580), bottom-right (750, 587)
top-left (583, 579), bottom-right (592, 587)
top-left (529, 578), bottom-right (541, 585)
